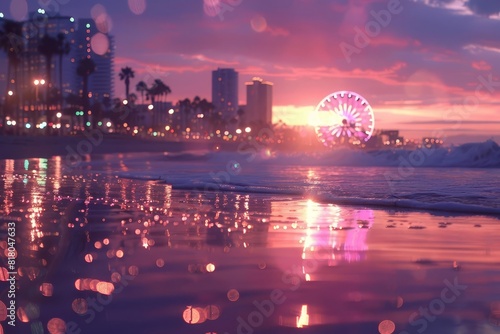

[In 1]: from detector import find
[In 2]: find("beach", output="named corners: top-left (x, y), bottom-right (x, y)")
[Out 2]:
top-left (0, 150), bottom-right (499, 334)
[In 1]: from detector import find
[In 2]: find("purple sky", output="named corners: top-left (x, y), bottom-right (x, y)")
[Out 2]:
top-left (2, 0), bottom-right (500, 142)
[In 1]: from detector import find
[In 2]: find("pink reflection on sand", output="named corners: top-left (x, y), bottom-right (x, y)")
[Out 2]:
top-left (302, 200), bottom-right (374, 270)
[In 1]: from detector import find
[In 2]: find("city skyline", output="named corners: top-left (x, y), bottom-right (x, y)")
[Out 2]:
top-left (1, 0), bottom-right (500, 143)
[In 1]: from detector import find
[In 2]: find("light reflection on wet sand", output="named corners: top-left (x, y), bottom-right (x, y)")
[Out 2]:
top-left (0, 157), bottom-right (499, 334)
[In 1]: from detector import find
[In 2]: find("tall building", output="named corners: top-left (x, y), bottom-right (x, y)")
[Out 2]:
top-left (245, 77), bottom-right (273, 125)
top-left (17, 12), bottom-right (114, 108)
top-left (23, 12), bottom-right (78, 97)
top-left (212, 68), bottom-right (238, 120)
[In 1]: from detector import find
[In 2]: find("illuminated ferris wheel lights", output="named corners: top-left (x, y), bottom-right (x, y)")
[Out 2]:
top-left (313, 90), bottom-right (375, 146)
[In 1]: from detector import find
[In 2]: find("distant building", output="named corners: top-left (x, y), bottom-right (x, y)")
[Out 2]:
top-left (21, 13), bottom-right (78, 103)
top-left (380, 130), bottom-right (404, 146)
top-left (245, 77), bottom-right (273, 125)
top-left (22, 10), bottom-right (114, 103)
top-left (212, 68), bottom-right (238, 120)
top-left (422, 137), bottom-right (443, 149)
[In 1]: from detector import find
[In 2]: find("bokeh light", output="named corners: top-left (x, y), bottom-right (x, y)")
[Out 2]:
top-left (84, 254), bottom-right (93, 263)
top-left (111, 272), bottom-right (122, 283)
top-left (91, 33), bottom-right (110, 56)
top-left (206, 263), bottom-right (215, 272)
top-left (0, 268), bottom-right (8, 281)
top-left (95, 12), bottom-right (113, 34)
top-left (97, 281), bottom-right (115, 295)
top-left (90, 4), bottom-right (106, 21)
top-left (10, 0), bottom-right (27, 21)
top-left (47, 318), bottom-right (66, 334)
top-left (16, 307), bottom-right (29, 322)
top-left (251, 15), bottom-right (267, 33)
top-left (40, 283), bottom-right (53, 297)
top-left (116, 249), bottom-right (124, 258)
top-left (378, 320), bottom-right (396, 334)
top-left (128, 0), bottom-right (147, 15)
top-left (72, 299), bottom-right (88, 315)
top-left (128, 265), bottom-right (139, 276)
top-left (227, 289), bottom-right (240, 302)
top-left (156, 258), bottom-right (165, 268)
top-left (183, 306), bottom-right (200, 324)
top-left (0, 301), bottom-right (7, 321)
top-left (205, 305), bottom-right (220, 320)
top-left (203, 0), bottom-right (221, 17)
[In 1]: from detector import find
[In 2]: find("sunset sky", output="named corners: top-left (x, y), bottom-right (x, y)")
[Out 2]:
top-left (1, 0), bottom-right (500, 143)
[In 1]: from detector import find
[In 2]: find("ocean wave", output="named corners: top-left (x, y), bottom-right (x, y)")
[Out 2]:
top-left (266, 140), bottom-right (500, 168)
top-left (312, 193), bottom-right (500, 216)
top-left (152, 140), bottom-right (500, 168)
top-left (116, 172), bottom-right (500, 216)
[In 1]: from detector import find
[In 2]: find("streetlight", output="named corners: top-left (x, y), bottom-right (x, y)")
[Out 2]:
top-left (34, 79), bottom-right (46, 129)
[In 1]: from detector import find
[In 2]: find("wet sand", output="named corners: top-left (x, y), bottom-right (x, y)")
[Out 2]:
top-left (1, 158), bottom-right (499, 334)
top-left (0, 135), bottom-right (222, 160)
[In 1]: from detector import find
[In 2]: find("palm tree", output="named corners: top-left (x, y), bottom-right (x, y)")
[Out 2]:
top-left (77, 58), bottom-right (96, 129)
top-left (136, 81), bottom-right (147, 104)
top-left (0, 19), bottom-right (24, 133)
top-left (55, 33), bottom-right (70, 112)
top-left (147, 79), bottom-right (171, 128)
top-left (38, 34), bottom-right (59, 134)
top-left (119, 67), bottom-right (135, 101)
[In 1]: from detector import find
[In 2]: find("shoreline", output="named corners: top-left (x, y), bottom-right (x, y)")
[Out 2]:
top-left (0, 134), bottom-right (228, 160)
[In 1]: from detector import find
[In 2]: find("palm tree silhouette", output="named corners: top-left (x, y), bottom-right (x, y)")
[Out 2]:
top-left (77, 58), bottom-right (96, 129)
top-left (119, 67), bottom-right (135, 101)
top-left (147, 79), bottom-right (171, 128)
top-left (136, 80), bottom-right (147, 105)
top-left (0, 19), bottom-right (24, 133)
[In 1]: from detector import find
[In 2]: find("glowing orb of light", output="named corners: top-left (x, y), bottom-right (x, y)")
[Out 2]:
top-left (128, 0), bottom-right (147, 15)
top-left (91, 33), bottom-right (110, 56)
top-left (251, 15), bottom-right (267, 32)
top-left (378, 319), bottom-right (396, 334)
top-left (47, 318), bottom-right (66, 334)
top-left (227, 289), bottom-right (240, 302)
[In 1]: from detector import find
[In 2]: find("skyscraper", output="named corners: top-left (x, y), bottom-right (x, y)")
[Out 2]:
top-left (246, 77), bottom-right (273, 125)
top-left (212, 68), bottom-right (238, 120)
top-left (22, 9), bottom-right (77, 95)
top-left (15, 12), bottom-right (114, 109)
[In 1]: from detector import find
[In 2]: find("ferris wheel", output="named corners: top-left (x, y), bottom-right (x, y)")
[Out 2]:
top-left (310, 91), bottom-right (375, 146)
